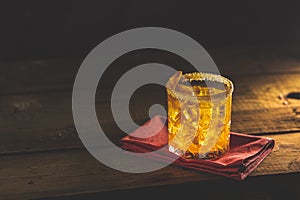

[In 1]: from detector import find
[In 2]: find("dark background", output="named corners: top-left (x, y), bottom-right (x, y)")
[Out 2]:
top-left (1, 0), bottom-right (300, 62)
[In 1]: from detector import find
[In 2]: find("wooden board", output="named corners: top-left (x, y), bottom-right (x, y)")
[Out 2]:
top-left (0, 72), bottom-right (300, 154)
top-left (1, 46), bottom-right (300, 199)
top-left (0, 132), bottom-right (300, 199)
top-left (252, 132), bottom-right (300, 176)
top-left (1, 46), bottom-right (300, 96)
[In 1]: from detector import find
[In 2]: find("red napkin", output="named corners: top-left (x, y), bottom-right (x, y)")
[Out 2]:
top-left (120, 115), bottom-right (275, 181)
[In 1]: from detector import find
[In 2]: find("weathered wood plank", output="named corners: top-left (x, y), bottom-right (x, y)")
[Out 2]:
top-left (1, 71), bottom-right (300, 154)
top-left (0, 59), bottom-right (78, 96)
top-left (1, 38), bottom-right (300, 200)
top-left (0, 46), bottom-right (300, 96)
top-left (0, 149), bottom-right (222, 200)
top-left (0, 132), bottom-right (300, 200)
top-left (34, 173), bottom-right (300, 200)
top-left (209, 44), bottom-right (300, 77)
top-left (231, 73), bottom-right (300, 134)
top-left (252, 132), bottom-right (300, 176)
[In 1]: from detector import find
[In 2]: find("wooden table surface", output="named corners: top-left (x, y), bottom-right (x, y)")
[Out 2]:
top-left (1, 45), bottom-right (300, 200)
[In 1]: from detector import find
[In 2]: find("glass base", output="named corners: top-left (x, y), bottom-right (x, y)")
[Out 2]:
top-left (168, 145), bottom-right (228, 159)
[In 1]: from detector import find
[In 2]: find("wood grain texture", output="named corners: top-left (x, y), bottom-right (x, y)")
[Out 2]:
top-left (0, 132), bottom-right (300, 200)
top-left (0, 72), bottom-right (300, 154)
top-left (252, 132), bottom-right (300, 176)
top-left (1, 46), bottom-right (300, 96)
top-left (0, 149), bottom-right (222, 200)
top-left (1, 46), bottom-right (300, 199)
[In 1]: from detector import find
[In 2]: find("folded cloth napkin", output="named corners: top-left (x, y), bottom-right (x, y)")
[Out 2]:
top-left (120, 115), bottom-right (275, 181)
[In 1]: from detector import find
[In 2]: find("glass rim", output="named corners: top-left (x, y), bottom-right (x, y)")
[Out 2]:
top-left (166, 72), bottom-right (234, 100)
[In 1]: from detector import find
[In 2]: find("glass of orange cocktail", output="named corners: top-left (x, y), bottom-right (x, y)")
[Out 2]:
top-left (166, 71), bottom-right (234, 159)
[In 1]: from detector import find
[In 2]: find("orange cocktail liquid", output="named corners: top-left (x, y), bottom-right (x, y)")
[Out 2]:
top-left (167, 72), bottom-right (232, 159)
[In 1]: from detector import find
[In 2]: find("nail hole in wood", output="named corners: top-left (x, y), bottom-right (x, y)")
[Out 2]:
top-left (286, 92), bottom-right (300, 100)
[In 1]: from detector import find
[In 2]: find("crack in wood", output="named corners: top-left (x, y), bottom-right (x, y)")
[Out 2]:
top-left (287, 92), bottom-right (300, 100)
top-left (287, 157), bottom-right (300, 171)
top-left (292, 108), bottom-right (300, 115)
